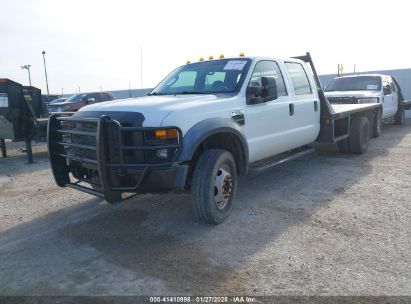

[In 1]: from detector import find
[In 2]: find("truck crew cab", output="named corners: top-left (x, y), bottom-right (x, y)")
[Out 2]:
top-left (325, 74), bottom-right (410, 134)
top-left (48, 53), bottom-right (381, 224)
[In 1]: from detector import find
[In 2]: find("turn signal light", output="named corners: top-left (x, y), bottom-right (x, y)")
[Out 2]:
top-left (155, 129), bottom-right (178, 140)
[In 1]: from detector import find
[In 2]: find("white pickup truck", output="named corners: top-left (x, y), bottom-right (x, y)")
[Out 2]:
top-left (48, 53), bottom-right (381, 223)
top-left (325, 74), bottom-right (410, 135)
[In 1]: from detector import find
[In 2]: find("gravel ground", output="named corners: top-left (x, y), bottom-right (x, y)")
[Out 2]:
top-left (0, 121), bottom-right (410, 296)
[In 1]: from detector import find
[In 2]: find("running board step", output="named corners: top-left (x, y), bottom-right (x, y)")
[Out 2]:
top-left (248, 148), bottom-right (315, 176)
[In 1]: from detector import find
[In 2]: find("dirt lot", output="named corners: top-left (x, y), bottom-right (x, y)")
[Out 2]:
top-left (0, 121), bottom-right (410, 297)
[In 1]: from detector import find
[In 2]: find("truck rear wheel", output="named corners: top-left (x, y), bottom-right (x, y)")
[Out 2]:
top-left (349, 117), bottom-right (370, 154)
top-left (337, 138), bottom-right (351, 153)
top-left (191, 149), bottom-right (237, 224)
top-left (394, 109), bottom-right (405, 125)
top-left (373, 110), bottom-right (383, 137)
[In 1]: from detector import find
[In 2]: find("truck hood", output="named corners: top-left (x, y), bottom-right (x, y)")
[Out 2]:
top-left (324, 90), bottom-right (380, 98)
top-left (48, 101), bottom-right (79, 107)
top-left (78, 94), bottom-right (230, 126)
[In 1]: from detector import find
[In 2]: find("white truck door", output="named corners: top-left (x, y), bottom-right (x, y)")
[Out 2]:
top-left (284, 62), bottom-right (321, 148)
top-left (382, 76), bottom-right (395, 118)
top-left (243, 60), bottom-right (293, 162)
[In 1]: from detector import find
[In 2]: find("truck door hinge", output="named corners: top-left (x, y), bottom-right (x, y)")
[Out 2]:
top-left (231, 109), bottom-right (245, 126)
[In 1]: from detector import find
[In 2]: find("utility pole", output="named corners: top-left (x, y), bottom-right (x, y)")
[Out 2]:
top-left (140, 45), bottom-right (143, 88)
top-left (21, 65), bottom-right (32, 86)
top-left (42, 51), bottom-right (50, 95)
top-left (354, 64), bottom-right (356, 73)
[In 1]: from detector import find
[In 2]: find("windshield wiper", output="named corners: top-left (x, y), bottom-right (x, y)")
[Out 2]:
top-left (174, 91), bottom-right (213, 95)
top-left (148, 92), bottom-right (167, 96)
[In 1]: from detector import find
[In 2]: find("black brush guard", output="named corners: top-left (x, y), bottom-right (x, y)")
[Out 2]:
top-left (47, 114), bottom-right (186, 202)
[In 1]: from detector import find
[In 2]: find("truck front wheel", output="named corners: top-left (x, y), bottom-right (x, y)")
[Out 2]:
top-left (349, 117), bottom-right (370, 154)
top-left (191, 149), bottom-right (237, 224)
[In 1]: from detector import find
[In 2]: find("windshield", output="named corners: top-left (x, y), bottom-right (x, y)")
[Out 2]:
top-left (150, 59), bottom-right (251, 95)
top-left (65, 93), bottom-right (87, 103)
top-left (325, 76), bottom-right (382, 92)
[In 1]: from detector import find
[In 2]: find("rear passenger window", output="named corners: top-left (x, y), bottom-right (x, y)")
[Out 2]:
top-left (89, 93), bottom-right (101, 102)
top-left (285, 62), bottom-right (312, 95)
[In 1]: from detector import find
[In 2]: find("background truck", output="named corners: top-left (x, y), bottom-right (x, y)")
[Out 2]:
top-left (0, 79), bottom-right (48, 162)
top-left (324, 74), bottom-right (411, 135)
top-left (48, 53), bottom-right (381, 224)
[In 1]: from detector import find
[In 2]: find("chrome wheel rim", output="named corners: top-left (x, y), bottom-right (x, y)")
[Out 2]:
top-left (214, 167), bottom-right (233, 210)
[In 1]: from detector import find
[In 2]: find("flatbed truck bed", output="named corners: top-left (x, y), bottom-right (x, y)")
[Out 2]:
top-left (400, 100), bottom-right (411, 110)
top-left (294, 53), bottom-right (382, 145)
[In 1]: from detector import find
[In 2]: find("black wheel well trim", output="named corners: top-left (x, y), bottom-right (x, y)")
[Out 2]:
top-left (177, 119), bottom-right (249, 175)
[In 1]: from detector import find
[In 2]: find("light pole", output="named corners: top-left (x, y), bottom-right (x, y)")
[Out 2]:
top-left (21, 65), bottom-right (32, 86)
top-left (42, 51), bottom-right (50, 95)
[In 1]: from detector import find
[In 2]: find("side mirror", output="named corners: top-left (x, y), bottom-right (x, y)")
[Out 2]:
top-left (86, 97), bottom-right (95, 104)
top-left (260, 77), bottom-right (278, 101)
top-left (383, 86), bottom-right (392, 95)
top-left (246, 85), bottom-right (263, 104)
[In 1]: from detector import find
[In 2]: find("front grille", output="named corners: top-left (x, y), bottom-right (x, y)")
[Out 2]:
top-left (49, 114), bottom-right (182, 192)
top-left (64, 121), bottom-right (98, 161)
top-left (327, 96), bottom-right (358, 104)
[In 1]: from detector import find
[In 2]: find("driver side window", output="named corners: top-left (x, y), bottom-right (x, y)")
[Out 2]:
top-left (249, 61), bottom-right (287, 97)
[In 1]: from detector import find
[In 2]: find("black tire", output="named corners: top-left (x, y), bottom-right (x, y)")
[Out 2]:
top-left (349, 117), bottom-right (370, 154)
top-left (92, 185), bottom-right (122, 203)
top-left (373, 110), bottom-right (383, 138)
top-left (394, 109), bottom-right (405, 125)
top-left (337, 138), bottom-right (351, 153)
top-left (105, 191), bottom-right (122, 204)
top-left (191, 149), bottom-right (237, 224)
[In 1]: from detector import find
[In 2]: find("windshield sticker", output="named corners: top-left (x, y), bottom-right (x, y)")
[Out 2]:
top-left (223, 60), bottom-right (247, 71)
top-left (0, 93), bottom-right (8, 107)
top-left (367, 85), bottom-right (378, 90)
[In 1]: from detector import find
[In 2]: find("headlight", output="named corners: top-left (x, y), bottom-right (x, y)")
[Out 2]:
top-left (144, 128), bottom-right (179, 145)
top-left (358, 97), bottom-right (378, 104)
top-left (144, 128), bottom-right (180, 162)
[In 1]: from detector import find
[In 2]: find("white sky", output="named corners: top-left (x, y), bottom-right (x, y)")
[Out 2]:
top-left (1, 0), bottom-right (411, 94)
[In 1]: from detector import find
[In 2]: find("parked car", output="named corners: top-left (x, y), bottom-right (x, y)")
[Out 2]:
top-left (47, 92), bottom-right (115, 112)
top-left (42, 94), bottom-right (60, 105)
top-left (325, 74), bottom-right (406, 135)
top-left (49, 98), bottom-right (67, 104)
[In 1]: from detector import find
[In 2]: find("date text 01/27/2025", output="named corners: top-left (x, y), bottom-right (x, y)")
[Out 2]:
top-left (149, 296), bottom-right (257, 303)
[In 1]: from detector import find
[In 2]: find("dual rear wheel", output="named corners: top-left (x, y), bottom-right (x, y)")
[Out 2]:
top-left (337, 117), bottom-right (370, 154)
